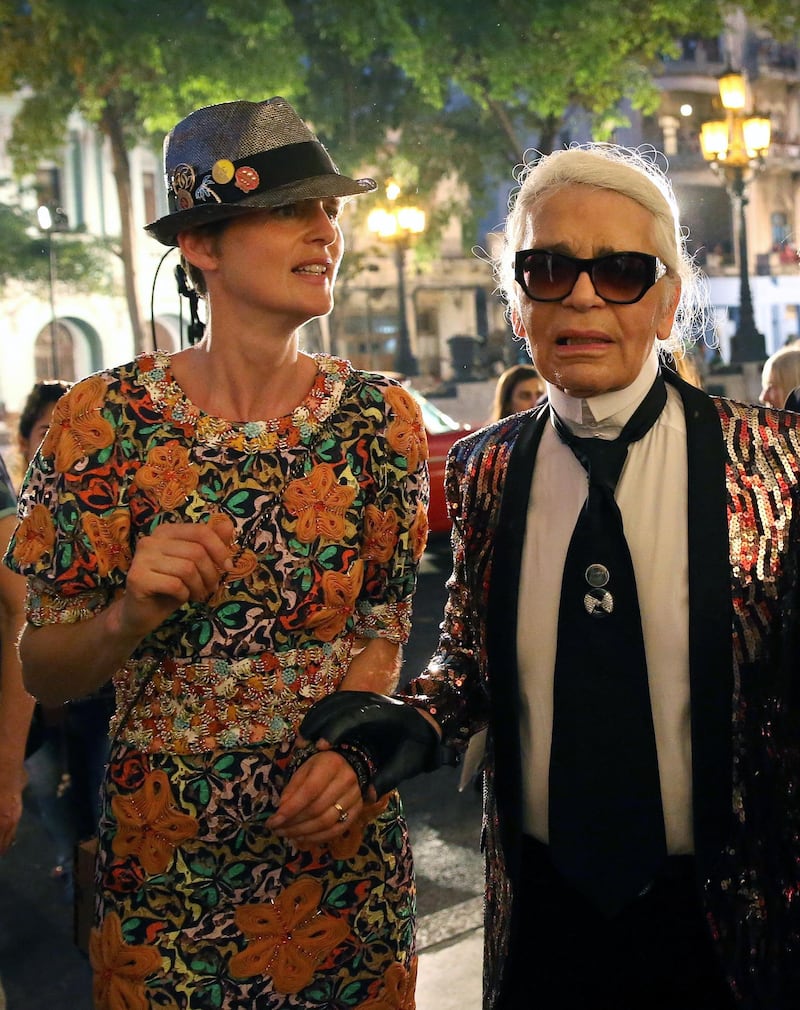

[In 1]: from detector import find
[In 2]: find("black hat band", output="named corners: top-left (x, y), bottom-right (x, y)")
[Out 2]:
top-left (167, 141), bottom-right (338, 213)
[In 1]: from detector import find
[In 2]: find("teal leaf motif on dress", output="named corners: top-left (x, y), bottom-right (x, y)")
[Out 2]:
top-left (194, 620), bottom-right (213, 647)
top-left (318, 545), bottom-right (339, 567)
top-left (306, 981), bottom-right (338, 1004)
top-left (57, 500), bottom-right (79, 532)
top-left (225, 490), bottom-right (253, 516)
top-left (56, 542), bottom-right (73, 569)
top-left (199, 484), bottom-right (220, 502)
top-left (341, 980), bottom-right (363, 1002)
top-left (215, 603), bottom-right (243, 629)
top-left (211, 754), bottom-right (237, 777)
top-left (194, 979), bottom-right (224, 1007)
top-left (187, 951), bottom-right (220, 974)
top-left (326, 882), bottom-right (350, 910)
top-left (193, 882), bottom-right (221, 910)
top-left (122, 915), bottom-right (152, 942)
top-left (193, 779), bottom-right (211, 807)
top-left (316, 438), bottom-right (338, 462)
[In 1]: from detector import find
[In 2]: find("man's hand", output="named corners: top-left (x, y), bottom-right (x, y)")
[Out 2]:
top-left (299, 691), bottom-right (449, 796)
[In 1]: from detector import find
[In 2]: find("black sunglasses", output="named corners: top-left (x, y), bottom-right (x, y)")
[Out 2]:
top-left (514, 249), bottom-right (668, 305)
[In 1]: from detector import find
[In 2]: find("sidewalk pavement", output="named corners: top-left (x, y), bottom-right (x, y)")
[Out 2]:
top-left (416, 896), bottom-right (484, 1010)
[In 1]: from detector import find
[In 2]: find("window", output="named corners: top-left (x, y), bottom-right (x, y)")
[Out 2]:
top-left (772, 212), bottom-right (792, 249)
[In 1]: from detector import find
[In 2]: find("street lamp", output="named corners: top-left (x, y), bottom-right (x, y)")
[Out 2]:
top-left (37, 204), bottom-right (69, 378)
top-left (700, 69), bottom-right (771, 363)
top-left (367, 180), bottom-right (426, 377)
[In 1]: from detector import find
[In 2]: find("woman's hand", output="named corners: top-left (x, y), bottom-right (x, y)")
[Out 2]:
top-left (267, 749), bottom-right (363, 846)
top-left (20, 515), bottom-right (237, 705)
top-left (114, 516), bottom-right (236, 641)
top-left (267, 640), bottom-right (405, 847)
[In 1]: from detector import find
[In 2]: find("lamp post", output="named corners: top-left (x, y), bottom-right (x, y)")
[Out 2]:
top-left (367, 180), bottom-right (426, 377)
top-left (37, 204), bottom-right (68, 378)
top-left (700, 69), bottom-right (771, 364)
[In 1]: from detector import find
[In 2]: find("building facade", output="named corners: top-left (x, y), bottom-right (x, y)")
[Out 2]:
top-left (634, 11), bottom-right (800, 362)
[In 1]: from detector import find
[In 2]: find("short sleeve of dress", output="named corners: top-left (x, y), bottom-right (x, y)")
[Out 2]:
top-left (3, 373), bottom-right (131, 627)
top-left (352, 377), bottom-right (430, 644)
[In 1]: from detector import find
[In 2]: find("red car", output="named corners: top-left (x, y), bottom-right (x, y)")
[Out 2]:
top-left (406, 387), bottom-right (471, 539)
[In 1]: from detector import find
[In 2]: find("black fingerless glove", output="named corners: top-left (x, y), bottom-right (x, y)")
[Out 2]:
top-left (299, 691), bottom-right (455, 797)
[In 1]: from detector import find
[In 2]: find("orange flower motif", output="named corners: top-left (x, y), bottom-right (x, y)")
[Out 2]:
top-left (385, 386), bottom-right (428, 474)
top-left (361, 959), bottom-right (419, 1010)
top-left (12, 504), bottom-right (55, 566)
top-left (230, 877), bottom-right (350, 992)
top-left (362, 505), bottom-right (399, 563)
top-left (41, 374), bottom-right (114, 471)
top-left (209, 548), bottom-right (258, 605)
top-left (305, 561), bottom-right (364, 642)
top-left (284, 463), bottom-right (357, 542)
top-left (82, 510), bottom-right (132, 577)
top-left (228, 548), bottom-right (258, 580)
top-left (133, 441), bottom-right (199, 509)
top-left (409, 501), bottom-right (429, 562)
top-left (89, 910), bottom-right (161, 1010)
top-left (111, 769), bottom-right (199, 875)
top-left (321, 796), bottom-right (389, 861)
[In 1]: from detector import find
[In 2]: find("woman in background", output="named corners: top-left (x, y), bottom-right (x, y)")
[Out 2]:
top-left (488, 363), bottom-right (545, 421)
top-left (760, 342), bottom-right (800, 408)
top-left (18, 380), bottom-right (116, 892)
top-left (0, 454), bottom-right (32, 857)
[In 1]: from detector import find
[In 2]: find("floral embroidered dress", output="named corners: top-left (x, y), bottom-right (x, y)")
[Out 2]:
top-left (5, 351), bottom-right (429, 1010)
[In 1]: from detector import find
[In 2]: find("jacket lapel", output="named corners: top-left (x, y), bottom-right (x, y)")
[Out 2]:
top-left (486, 405), bottom-right (548, 871)
top-left (663, 368), bottom-right (733, 866)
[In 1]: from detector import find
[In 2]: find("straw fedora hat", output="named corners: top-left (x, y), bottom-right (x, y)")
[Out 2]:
top-left (145, 97), bottom-right (377, 246)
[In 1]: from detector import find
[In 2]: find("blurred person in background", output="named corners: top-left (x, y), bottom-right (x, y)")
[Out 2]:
top-left (0, 452), bottom-right (27, 1010)
top-left (488, 363), bottom-right (545, 421)
top-left (17, 381), bottom-right (116, 897)
top-left (0, 454), bottom-right (33, 858)
top-left (760, 343), bottom-right (800, 409)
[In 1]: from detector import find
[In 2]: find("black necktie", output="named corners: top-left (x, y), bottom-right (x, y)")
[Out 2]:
top-left (548, 375), bottom-right (668, 916)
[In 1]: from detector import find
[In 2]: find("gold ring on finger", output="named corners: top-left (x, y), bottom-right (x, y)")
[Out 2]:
top-left (333, 801), bottom-right (349, 823)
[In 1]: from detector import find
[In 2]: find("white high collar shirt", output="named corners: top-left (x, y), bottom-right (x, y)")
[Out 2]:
top-left (517, 347), bottom-right (693, 854)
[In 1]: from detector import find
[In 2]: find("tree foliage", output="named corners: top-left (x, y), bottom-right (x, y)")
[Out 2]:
top-left (0, 0), bottom-right (311, 350)
top-left (285, 0), bottom-right (797, 237)
top-left (0, 0), bottom-right (796, 343)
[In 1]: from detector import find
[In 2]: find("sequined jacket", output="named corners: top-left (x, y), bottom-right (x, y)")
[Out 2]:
top-left (403, 369), bottom-right (800, 1009)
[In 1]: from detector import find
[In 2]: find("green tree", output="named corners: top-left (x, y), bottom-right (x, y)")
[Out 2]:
top-left (0, 0), bottom-right (309, 353)
top-left (1, 0), bottom-right (795, 351)
top-left (280, 1), bottom-right (797, 241)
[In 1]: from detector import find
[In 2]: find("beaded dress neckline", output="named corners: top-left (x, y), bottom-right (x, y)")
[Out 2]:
top-left (138, 349), bottom-right (350, 451)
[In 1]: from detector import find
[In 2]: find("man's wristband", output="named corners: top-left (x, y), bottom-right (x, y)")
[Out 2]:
top-left (331, 740), bottom-right (378, 796)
